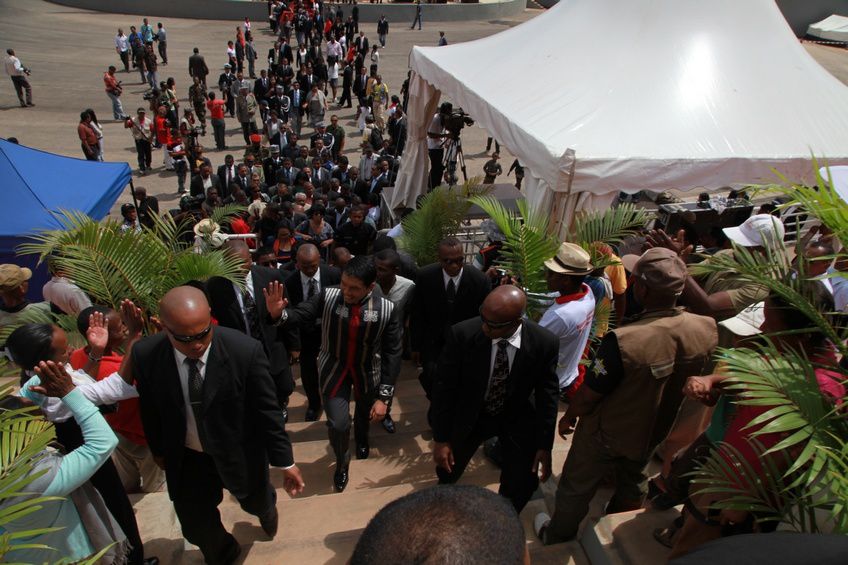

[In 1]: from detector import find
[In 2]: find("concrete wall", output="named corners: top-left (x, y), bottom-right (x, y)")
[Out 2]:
top-left (46, 0), bottom-right (527, 23)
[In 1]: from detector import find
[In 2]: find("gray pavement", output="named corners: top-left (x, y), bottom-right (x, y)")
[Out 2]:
top-left (1, 0), bottom-right (847, 220)
top-left (0, 0), bottom-right (535, 218)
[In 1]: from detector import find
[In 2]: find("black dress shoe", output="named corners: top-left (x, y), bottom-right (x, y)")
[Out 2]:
top-left (356, 443), bottom-right (370, 460)
top-left (222, 543), bottom-right (242, 565)
top-left (382, 415), bottom-right (396, 434)
top-left (281, 407), bottom-right (289, 424)
top-left (333, 465), bottom-right (349, 492)
top-left (260, 506), bottom-right (279, 538)
top-left (305, 408), bottom-right (320, 422)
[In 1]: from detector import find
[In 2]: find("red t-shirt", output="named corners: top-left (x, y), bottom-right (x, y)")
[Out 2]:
top-left (69, 348), bottom-right (148, 446)
top-left (722, 350), bottom-right (845, 478)
top-left (207, 98), bottom-right (226, 120)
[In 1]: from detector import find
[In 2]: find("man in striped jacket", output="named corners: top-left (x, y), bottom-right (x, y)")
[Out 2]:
top-left (276, 255), bottom-right (402, 492)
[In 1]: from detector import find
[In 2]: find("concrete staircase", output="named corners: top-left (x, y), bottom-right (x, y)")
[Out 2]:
top-left (130, 361), bottom-right (588, 564)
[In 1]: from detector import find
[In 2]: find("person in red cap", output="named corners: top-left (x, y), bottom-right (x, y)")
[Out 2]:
top-left (535, 247), bottom-right (718, 545)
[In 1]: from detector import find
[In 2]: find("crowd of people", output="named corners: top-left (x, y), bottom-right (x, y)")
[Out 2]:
top-left (3, 3), bottom-right (848, 565)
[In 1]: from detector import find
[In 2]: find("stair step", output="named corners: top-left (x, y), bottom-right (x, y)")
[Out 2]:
top-left (521, 499), bottom-right (589, 564)
top-left (581, 507), bottom-right (681, 565)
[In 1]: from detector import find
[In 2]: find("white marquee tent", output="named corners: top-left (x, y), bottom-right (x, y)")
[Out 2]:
top-left (389, 0), bottom-right (848, 231)
top-left (808, 14), bottom-right (848, 42)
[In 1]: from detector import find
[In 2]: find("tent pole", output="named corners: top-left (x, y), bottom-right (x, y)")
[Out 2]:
top-left (128, 179), bottom-right (139, 210)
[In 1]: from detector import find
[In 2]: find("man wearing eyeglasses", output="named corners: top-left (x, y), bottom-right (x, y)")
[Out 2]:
top-left (411, 237), bottom-right (491, 406)
top-left (430, 285), bottom-right (559, 512)
top-left (132, 286), bottom-right (304, 565)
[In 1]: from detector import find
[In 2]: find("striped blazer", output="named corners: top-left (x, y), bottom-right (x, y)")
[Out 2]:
top-left (285, 287), bottom-right (403, 399)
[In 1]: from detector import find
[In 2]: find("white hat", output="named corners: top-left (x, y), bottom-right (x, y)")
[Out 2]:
top-left (819, 165), bottom-right (848, 204)
top-left (722, 214), bottom-right (785, 248)
top-left (718, 301), bottom-right (765, 337)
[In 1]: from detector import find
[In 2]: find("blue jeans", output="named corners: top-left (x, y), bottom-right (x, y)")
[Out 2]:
top-left (107, 91), bottom-right (124, 119)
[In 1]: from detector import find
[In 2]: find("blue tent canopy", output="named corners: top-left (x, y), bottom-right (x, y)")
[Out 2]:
top-left (0, 139), bottom-right (131, 299)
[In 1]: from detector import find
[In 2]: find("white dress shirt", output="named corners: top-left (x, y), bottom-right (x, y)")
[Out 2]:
top-left (115, 34), bottom-right (129, 52)
top-left (488, 324), bottom-right (522, 393)
top-left (232, 270), bottom-right (255, 336)
top-left (19, 366), bottom-right (138, 423)
top-left (300, 269), bottom-right (321, 299)
top-left (442, 267), bottom-right (463, 292)
top-left (173, 345), bottom-right (212, 452)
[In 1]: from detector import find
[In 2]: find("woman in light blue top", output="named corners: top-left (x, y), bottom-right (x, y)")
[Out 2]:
top-left (1, 360), bottom-right (126, 564)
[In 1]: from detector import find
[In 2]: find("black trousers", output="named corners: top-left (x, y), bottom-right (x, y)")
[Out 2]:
top-left (55, 420), bottom-right (145, 565)
top-left (171, 449), bottom-right (275, 565)
top-left (436, 414), bottom-right (539, 513)
top-left (300, 330), bottom-right (322, 412)
top-left (428, 147), bottom-right (444, 190)
top-left (119, 50), bottom-right (130, 71)
top-left (135, 139), bottom-right (152, 170)
top-left (324, 378), bottom-right (372, 466)
top-left (338, 85), bottom-right (352, 107)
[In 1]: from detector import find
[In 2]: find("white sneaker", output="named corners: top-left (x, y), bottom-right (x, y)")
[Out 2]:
top-left (534, 512), bottom-right (551, 542)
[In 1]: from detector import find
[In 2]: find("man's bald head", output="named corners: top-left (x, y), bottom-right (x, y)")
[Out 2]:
top-left (480, 285), bottom-right (526, 339)
top-left (224, 239), bottom-right (253, 273)
top-left (297, 243), bottom-right (321, 277)
top-left (159, 286), bottom-right (211, 327)
top-left (159, 286), bottom-right (213, 358)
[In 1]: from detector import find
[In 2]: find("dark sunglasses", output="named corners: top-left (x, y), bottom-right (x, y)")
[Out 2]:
top-left (440, 257), bottom-right (464, 266)
top-left (167, 324), bottom-right (212, 343)
top-left (479, 307), bottom-right (521, 330)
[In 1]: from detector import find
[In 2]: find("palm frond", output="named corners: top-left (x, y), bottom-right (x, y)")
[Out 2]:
top-left (398, 181), bottom-right (485, 266)
top-left (209, 204), bottom-right (248, 228)
top-left (469, 196), bottom-right (560, 318)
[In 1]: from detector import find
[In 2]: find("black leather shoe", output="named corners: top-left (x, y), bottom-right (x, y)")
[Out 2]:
top-left (281, 407), bottom-right (288, 424)
top-left (356, 443), bottom-right (370, 460)
top-left (382, 415), bottom-right (396, 434)
top-left (305, 408), bottom-right (320, 422)
top-left (333, 465), bottom-right (349, 492)
top-left (260, 506), bottom-right (279, 538)
top-left (222, 543), bottom-right (242, 565)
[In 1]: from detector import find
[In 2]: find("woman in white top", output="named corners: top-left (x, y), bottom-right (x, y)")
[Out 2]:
top-left (328, 60), bottom-right (340, 102)
top-left (85, 109), bottom-right (104, 161)
top-left (370, 45), bottom-right (380, 70)
top-left (296, 45), bottom-right (309, 69)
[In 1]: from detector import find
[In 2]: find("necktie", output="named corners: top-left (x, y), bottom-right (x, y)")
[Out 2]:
top-left (307, 278), bottom-right (317, 298)
top-left (186, 358), bottom-right (204, 423)
top-left (242, 288), bottom-right (262, 338)
top-left (446, 278), bottom-right (456, 304)
top-left (227, 168), bottom-right (233, 187)
top-left (485, 341), bottom-right (510, 415)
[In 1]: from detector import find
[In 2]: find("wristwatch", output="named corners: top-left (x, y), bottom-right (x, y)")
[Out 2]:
top-left (377, 384), bottom-right (394, 402)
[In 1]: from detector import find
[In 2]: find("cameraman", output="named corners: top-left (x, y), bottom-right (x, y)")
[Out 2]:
top-left (103, 66), bottom-right (126, 120)
top-left (427, 102), bottom-right (451, 190)
top-left (4, 49), bottom-right (33, 108)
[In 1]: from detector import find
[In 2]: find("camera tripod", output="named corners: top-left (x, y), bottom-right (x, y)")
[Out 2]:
top-left (441, 134), bottom-right (468, 187)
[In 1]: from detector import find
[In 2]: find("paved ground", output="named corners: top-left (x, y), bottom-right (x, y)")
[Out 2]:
top-left (1, 0), bottom-right (847, 220)
top-left (0, 0), bottom-right (535, 218)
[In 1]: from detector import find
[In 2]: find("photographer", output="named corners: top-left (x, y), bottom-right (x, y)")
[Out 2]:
top-left (103, 65), bottom-right (126, 120)
top-left (427, 102), bottom-right (451, 190)
top-left (4, 49), bottom-right (33, 108)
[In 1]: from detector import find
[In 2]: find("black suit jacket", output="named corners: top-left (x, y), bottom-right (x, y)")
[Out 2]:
top-left (432, 318), bottom-right (559, 451)
top-left (217, 164), bottom-right (238, 197)
top-left (207, 266), bottom-right (299, 376)
top-left (188, 53), bottom-right (208, 78)
top-left (254, 77), bottom-right (272, 101)
top-left (190, 173), bottom-right (222, 197)
top-left (411, 263), bottom-right (491, 359)
top-left (284, 264), bottom-right (342, 309)
top-left (133, 327), bottom-right (294, 500)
